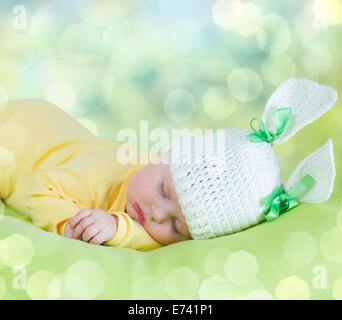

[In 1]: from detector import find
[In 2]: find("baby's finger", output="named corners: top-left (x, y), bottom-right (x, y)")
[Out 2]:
top-left (89, 231), bottom-right (106, 245)
top-left (64, 223), bottom-right (73, 238)
top-left (68, 209), bottom-right (92, 230)
top-left (72, 216), bottom-right (95, 239)
top-left (82, 224), bottom-right (101, 243)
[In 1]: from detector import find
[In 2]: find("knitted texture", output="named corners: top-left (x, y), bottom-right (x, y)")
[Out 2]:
top-left (261, 78), bottom-right (337, 145)
top-left (169, 129), bottom-right (282, 240)
top-left (285, 139), bottom-right (335, 203)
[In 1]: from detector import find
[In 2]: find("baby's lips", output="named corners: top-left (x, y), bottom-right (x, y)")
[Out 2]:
top-left (133, 202), bottom-right (146, 224)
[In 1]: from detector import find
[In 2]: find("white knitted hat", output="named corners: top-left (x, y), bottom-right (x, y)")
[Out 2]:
top-left (169, 79), bottom-right (337, 240)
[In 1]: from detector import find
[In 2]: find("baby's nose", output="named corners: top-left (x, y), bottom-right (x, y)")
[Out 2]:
top-left (151, 204), bottom-right (169, 224)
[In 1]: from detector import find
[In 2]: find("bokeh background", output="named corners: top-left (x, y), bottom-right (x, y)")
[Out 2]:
top-left (0, 0), bottom-right (341, 192)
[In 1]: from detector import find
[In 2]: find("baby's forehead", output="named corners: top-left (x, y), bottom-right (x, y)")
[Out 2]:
top-left (160, 149), bottom-right (170, 163)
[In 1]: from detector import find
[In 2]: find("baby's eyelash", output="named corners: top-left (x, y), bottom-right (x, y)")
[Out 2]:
top-left (160, 179), bottom-right (167, 198)
top-left (172, 219), bottom-right (179, 235)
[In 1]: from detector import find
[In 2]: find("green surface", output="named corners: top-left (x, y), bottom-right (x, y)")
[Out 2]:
top-left (1, 193), bottom-right (342, 300)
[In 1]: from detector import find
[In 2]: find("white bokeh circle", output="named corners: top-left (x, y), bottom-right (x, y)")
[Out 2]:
top-left (48, 272), bottom-right (90, 300)
top-left (59, 23), bottom-right (103, 64)
top-left (164, 89), bottom-right (197, 122)
top-left (67, 259), bottom-right (106, 299)
top-left (27, 270), bottom-right (56, 300)
top-left (283, 231), bottom-right (318, 266)
top-left (212, 0), bottom-right (263, 35)
top-left (257, 14), bottom-right (292, 55)
top-left (165, 267), bottom-right (199, 299)
top-left (319, 228), bottom-right (342, 263)
top-left (198, 276), bottom-right (236, 299)
top-left (275, 276), bottom-right (311, 300)
top-left (45, 82), bottom-right (76, 115)
top-left (224, 250), bottom-right (259, 286)
top-left (227, 68), bottom-right (263, 102)
top-left (203, 87), bottom-right (236, 120)
top-left (73, 0), bottom-right (130, 27)
top-left (205, 247), bottom-right (232, 276)
top-left (28, 5), bottom-right (65, 56)
top-left (0, 234), bottom-right (34, 267)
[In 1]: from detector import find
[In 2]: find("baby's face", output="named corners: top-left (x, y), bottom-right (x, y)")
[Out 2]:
top-left (126, 149), bottom-right (192, 245)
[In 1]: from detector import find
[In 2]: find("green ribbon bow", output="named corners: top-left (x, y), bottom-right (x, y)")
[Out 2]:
top-left (261, 174), bottom-right (316, 222)
top-left (247, 108), bottom-right (292, 145)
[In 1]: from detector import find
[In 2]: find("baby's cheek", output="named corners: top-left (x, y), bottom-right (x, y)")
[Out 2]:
top-left (129, 175), bottom-right (153, 200)
top-left (147, 223), bottom-right (178, 246)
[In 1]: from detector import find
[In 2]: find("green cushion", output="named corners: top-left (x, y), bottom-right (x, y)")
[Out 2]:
top-left (1, 194), bottom-right (342, 300)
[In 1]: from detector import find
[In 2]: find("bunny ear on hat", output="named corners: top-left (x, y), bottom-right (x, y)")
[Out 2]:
top-left (261, 139), bottom-right (335, 222)
top-left (260, 78), bottom-right (337, 145)
top-left (284, 139), bottom-right (336, 203)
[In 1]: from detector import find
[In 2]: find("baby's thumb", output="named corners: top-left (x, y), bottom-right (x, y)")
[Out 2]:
top-left (64, 223), bottom-right (73, 238)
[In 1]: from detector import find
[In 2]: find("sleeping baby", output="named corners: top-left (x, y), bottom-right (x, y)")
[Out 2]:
top-left (0, 78), bottom-right (337, 251)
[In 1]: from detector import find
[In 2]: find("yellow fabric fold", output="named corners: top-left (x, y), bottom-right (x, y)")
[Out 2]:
top-left (58, 219), bottom-right (69, 236)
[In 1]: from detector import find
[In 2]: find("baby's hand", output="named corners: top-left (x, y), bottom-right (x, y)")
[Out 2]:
top-left (65, 209), bottom-right (117, 245)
